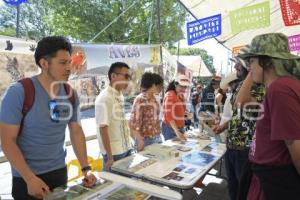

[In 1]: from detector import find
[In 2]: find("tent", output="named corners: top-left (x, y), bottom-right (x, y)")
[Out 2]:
top-left (178, 0), bottom-right (300, 51)
top-left (173, 55), bottom-right (212, 77)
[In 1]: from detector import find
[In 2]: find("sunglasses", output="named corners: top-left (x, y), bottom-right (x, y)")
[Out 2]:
top-left (49, 100), bottom-right (59, 123)
top-left (115, 72), bottom-right (132, 80)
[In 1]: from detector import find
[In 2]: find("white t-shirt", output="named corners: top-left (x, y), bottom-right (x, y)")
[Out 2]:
top-left (95, 85), bottom-right (132, 155)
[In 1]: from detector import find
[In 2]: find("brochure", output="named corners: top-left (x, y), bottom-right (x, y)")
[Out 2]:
top-left (181, 151), bottom-right (217, 167)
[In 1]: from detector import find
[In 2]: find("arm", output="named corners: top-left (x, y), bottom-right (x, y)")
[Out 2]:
top-left (100, 125), bottom-right (114, 169)
top-left (0, 123), bottom-right (49, 198)
top-left (285, 140), bottom-right (300, 175)
top-left (235, 73), bottom-right (255, 107)
top-left (131, 129), bottom-right (144, 151)
top-left (169, 120), bottom-right (187, 141)
top-left (212, 121), bottom-right (229, 134)
top-left (68, 122), bottom-right (96, 187)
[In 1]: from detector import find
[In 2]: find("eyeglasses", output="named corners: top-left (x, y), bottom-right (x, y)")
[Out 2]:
top-left (115, 72), bottom-right (132, 80)
top-left (49, 100), bottom-right (59, 123)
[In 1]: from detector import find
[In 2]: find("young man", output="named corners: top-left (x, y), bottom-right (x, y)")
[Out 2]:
top-left (238, 33), bottom-right (300, 200)
top-left (0, 36), bottom-right (96, 200)
top-left (95, 62), bottom-right (133, 171)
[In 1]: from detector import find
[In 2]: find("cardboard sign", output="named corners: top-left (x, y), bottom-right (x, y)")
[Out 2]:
top-left (186, 14), bottom-right (222, 45)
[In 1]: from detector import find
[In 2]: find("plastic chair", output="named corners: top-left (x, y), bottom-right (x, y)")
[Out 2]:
top-left (67, 156), bottom-right (103, 182)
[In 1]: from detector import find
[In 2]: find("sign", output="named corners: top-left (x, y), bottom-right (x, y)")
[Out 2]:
top-left (288, 34), bottom-right (300, 51)
top-left (186, 14), bottom-right (222, 45)
top-left (232, 45), bottom-right (246, 56)
top-left (3, 0), bottom-right (27, 5)
top-left (229, 1), bottom-right (270, 34)
top-left (280, 0), bottom-right (300, 26)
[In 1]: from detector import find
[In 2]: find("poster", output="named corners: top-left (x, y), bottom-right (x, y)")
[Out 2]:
top-left (280, 0), bottom-right (300, 26)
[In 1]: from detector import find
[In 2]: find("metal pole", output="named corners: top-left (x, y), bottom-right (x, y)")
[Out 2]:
top-left (16, 5), bottom-right (20, 38)
top-left (157, 0), bottom-right (163, 62)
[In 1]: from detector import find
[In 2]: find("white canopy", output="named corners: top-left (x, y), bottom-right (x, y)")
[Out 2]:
top-left (173, 55), bottom-right (212, 77)
top-left (179, 0), bottom-right (300, 50)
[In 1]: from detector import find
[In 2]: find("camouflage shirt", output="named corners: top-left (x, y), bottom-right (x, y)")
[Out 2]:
top-left (227, 81), bottom-right (265, 149)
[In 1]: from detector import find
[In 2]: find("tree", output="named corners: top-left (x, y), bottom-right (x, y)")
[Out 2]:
top-left (44, 0), bottom-right (187, 44)
top-left (0, 0), bottom-right (52, 39)
top-left (169, 47), bottom-right (216, 75)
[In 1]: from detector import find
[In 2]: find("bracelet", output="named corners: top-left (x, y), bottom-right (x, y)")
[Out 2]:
top-left (81, 165), bottom-right (92, 172)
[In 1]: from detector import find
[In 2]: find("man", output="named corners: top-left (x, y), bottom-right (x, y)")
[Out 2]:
top-left (213, 56), bottom-right (265, 200)
top-left (95, 62), bottom-right (133, 171)
top-left (200, 76), bottom-right (221, 113)
top-left (238, 33), bottom-right (300, 200)
top-left (0, 36), bottom-right (96, 200)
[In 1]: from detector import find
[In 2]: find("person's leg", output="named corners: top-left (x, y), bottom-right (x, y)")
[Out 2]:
top-left (143, 135), bottom-right (163, 147)
top-left (162, 122), bottom-right (176, 140)
top-left (234, 149), bottom-right (249, 182)
top-left (225, 149), bottom-right (239, 200)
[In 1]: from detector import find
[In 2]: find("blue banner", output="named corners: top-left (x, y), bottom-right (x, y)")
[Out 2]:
top-left (3, 0), bottom-right (27, 5)
top-left (186, 14), bottom-right (222, 45)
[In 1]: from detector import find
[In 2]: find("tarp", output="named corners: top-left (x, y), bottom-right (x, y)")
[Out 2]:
top-left (172, 55), bottom-right (212, 77)
top-left (179, 0), bottom-right (300, 52)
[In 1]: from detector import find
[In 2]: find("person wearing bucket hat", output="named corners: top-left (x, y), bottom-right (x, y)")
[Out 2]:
top-left (212, 51), bottom-right (265, 200)
top-left (236, 33), bottom-right (300, 200)
top-left (162, 74), bottom-right (190, 141)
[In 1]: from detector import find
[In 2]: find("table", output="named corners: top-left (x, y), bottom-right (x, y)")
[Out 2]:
top-left (44, 172), bottom-right (182, 200)
top-left (111, 130), bottom-right (226, 190)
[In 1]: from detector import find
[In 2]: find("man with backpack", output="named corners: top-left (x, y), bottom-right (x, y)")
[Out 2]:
top-left (0, 36), bottom-right (96, 200)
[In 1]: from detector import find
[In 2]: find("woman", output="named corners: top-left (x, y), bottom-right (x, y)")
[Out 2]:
top-left (129, 72), bottom-right (163, 151)
top-left (162, 74), bottom-right (190, 141)
top-left (238, 33), bottom-right (300, 200)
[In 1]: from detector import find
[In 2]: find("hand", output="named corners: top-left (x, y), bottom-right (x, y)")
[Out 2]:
top-left (177, 131), bottom-right (187, 141)
top-left (26, 175), bottom-right (50, 199)
top-left (212, 125), bottom-right (224, 134)
top-left (106, 157), bottom-right (114, 170)
top-left (137, 137), bottom-right (144, 152)
top-left (82, 171), bottom-right (97, 188)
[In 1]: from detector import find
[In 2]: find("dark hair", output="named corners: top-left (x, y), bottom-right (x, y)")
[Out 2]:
top-left (258, 56), bottom-right (273, 70)
top-left (108, 62), bottom-right (130, 81)
top-left (166, 80), bottom-right (177, 92)
top-left (34, 36), bottom-right (72, 67)
top-left (152, 73), bottom-right (163, 86)
top-left (140, 72), bottom-right (154, 90)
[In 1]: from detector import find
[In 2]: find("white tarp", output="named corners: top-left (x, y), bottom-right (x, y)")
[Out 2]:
top-left (179, 0), bottom-right (300, 51)
top-left (172, 55), bottom-right (212, 77)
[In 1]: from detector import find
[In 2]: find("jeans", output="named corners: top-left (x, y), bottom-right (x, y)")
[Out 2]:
top-left (102, 149), bottom-right (133, 171)
top-left (12, 167), bottom-right (67, 200)
top-left (224, 148), bottom-right (249, 200)
top-left (161, 122), bottom-right (185, 141)
top-left (135, 134), bottom-right (163, 150)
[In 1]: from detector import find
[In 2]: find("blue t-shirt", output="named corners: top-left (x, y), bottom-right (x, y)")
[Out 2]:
top-left (0, 76), bottom-right (79, 177)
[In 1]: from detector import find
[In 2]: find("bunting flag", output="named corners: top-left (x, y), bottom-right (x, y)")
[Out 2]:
top-left (229, 1), bottom-right (270, 34)
top-left (186, 14), bottom-right (222, 45)
top-left (3, 0), bottom-right (27, 5)
top-left (280, 0), bottom-right (300, 26)
top-left (232, 45), bottom-right (246, 56)
top-left (288, 34), bottom-right (300, 51)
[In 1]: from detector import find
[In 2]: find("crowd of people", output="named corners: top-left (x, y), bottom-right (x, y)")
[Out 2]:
top-left (0, 32), bottom-right (300, 200)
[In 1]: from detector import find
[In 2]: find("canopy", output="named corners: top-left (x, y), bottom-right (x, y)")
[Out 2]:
top-left (172, 55), bottom-right (212, 77)
top-left (179, 0), bottom-right (300, 50)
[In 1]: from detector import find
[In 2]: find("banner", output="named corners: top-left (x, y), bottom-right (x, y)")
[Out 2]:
top-left (280, 0), bottom-right (300, 26)
top-left (229, 1), bottom-right (270, 34)
top-left (186, 14), bottom-right (222, 45)
top-left (288, 34), bottom-right (300, 51)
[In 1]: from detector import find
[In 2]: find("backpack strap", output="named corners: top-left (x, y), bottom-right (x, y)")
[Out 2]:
top-left (18, 78), bottom-right (35, 135)
top-left (63, 83), bottom-right (75, 107)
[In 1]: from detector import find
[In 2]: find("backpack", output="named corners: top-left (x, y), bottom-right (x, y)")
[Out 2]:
top-left (18, 78), bottom-right (75, 135)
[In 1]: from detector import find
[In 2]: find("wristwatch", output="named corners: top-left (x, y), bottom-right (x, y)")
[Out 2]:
top-left (81, 165), bottom-right (92, 173)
